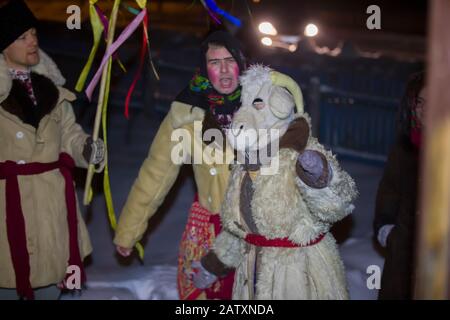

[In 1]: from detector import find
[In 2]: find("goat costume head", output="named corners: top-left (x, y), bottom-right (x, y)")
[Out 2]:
top-left (227, 65), bottom-right (305, 152)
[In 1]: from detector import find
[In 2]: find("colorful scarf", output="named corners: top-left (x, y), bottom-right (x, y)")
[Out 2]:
top-left (9, 68), bottom-right (37, 106)
top-left (179, 72), bottom-right (241, 131)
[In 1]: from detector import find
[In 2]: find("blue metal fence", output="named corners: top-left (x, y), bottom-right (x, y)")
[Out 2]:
top-left (318, 89), bottom-right (398, 163)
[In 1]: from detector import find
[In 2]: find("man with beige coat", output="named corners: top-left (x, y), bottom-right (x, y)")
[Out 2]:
top-left (0, 0), bottom-right (104, 300)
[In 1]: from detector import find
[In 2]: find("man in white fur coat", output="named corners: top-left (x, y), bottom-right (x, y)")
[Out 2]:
top-left (193, 65), bottom-right (358, 299)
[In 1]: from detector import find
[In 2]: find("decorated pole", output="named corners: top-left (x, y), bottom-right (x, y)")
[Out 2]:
top-left (414, 0), bottom-right (450, 299)
top-left (83, 0), bottom-right (121, 205)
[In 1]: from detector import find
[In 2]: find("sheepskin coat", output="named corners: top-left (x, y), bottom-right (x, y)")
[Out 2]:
top-left (0, 50), bottom-right (92, 288)
top-left (113, 100), bottom-right (236, 248)
top-left (213, 115), bottom-right (358, 299)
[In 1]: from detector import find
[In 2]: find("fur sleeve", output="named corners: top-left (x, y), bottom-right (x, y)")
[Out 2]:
top-left (295, 138), bottom-right (358, 223)
top-left (212, 230), bottom-right (246, 269)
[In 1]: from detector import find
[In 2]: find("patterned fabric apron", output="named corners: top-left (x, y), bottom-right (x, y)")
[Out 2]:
top-left (177, 196), bottom-right (234, 300)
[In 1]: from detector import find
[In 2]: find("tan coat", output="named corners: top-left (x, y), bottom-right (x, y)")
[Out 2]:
top-left (114, 101), bottom-right (235, 249)
top-left (213, 129), bottom-right (358, 299)
top-left (0, 50), bottom-right (92, 288)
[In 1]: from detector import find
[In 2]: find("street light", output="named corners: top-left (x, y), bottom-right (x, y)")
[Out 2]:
top-left (261, 37), bottom-right (273, 46)
top-left (288, 44), bottom-right (297, 52)
top-left (258, 22), bottom-right (278, 36)
top-left (304, 23), bottom-right (319, 37)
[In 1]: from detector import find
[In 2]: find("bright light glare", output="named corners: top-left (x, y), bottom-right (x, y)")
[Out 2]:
top-left (258, 22), bottom-right (278, 36)
top-left (261, 37), bottom-right (273, 46)
top-left (288, 44), bottom-right (297, 52)
top-left (304, 23), bottom-right (319, 37)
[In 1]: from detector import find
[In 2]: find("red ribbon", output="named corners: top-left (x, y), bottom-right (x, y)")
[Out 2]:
top-left (245, 233), bottom-right (325, 248)
top-left (124, 10), bottom-right (148, 119)
top-left (0, 153), bottom-right (85, 300)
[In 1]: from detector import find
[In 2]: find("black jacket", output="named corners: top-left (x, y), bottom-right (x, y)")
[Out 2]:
top-left (374, 138), bottom-right (419, 299)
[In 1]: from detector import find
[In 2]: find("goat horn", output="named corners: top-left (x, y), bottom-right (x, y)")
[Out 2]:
top-left (270, 71), bottom-right (304, 114)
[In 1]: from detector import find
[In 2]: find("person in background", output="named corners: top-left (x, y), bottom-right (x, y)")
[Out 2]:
top-left (373, 71), bottom-right (426, 299)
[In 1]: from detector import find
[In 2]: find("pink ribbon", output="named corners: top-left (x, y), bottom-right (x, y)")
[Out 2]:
top-left (86, 9), bottom-right (147, 101)
top-left (94, 5), bottom-right (122, 62)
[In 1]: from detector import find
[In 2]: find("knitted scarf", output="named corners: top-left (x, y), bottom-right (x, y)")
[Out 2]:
top-left (188, 72), bottom-right (241, 130)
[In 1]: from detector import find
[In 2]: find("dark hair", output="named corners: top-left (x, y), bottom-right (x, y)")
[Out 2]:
top-left (397, 71), bottom-right (426, 140)
top-left (199, 30), bottom-right (247, 76)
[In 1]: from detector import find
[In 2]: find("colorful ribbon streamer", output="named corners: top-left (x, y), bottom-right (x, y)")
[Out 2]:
top-left (75, 1), bottom-right (127, 92)
top-left (124, 11), bottom-right (148, 119)
top-left (94, 4), bottom-right (127, 73)
top-left (200, 0), bottom-right (221, 25)
top-left (79, 0), bottom-right (146, 260)
top-left (123, 0), bottom-right (160, 119)
top-left (75, 0), bottom-right (103, 92)
top-left (203, 0), bottom-right (242, 27)
top-left (102, 0), bottom-right (146, 260)
top-left (100, 57), bottom-right (144, 260)
top-left (85, 8), bottom-right (147, 101)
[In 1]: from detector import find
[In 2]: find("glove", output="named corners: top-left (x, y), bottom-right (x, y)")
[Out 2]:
top-left (83, 137), bottom-right (105, 165)
top-left (191, 261), bottom-right (218, 289)
top-left (377, 224), bottom-right (395, 248)
top-left (298, 150), bottom-right (324, 179)
top-left (297, 150), bottom-right (332, 188)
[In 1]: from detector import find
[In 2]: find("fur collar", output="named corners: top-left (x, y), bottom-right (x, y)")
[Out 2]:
top-left (0, 49), bottom-right (65, 104)
top-left (1, 72), bottom-right (59, 128)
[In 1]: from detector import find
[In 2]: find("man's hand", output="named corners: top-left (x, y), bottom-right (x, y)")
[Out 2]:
top-left (116, 245), bottom-right (132, 257)
top-left (83, 137), bottom-right (105, 165)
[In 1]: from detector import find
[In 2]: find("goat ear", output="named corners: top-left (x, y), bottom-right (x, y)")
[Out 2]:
top-left (269, 87), bottom-right (295, 119)
top-left (270, 71), bottom-right (304, 114)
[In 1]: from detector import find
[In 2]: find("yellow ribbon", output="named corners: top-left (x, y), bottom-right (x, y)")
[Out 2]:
top-left (136, 0), bottom-right (147, 9)
top-left (101, 56), bottom-right (144, 260)
top-left (75, 0), bottom-right (103, 92)
top-left (97, 0), bottom-right (146, 260)
top-left (78, 0), bottom-right (145, 260)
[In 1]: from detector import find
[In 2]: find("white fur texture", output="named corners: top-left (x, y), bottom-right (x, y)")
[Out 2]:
top-left (227, 64), bottom-right (294, 152)
top-left (215, 136), bottom-right (357, 299)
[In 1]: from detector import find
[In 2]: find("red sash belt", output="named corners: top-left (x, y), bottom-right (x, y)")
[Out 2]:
top-left (0, 153), bottom-right (85, 300)
top-left (244, 233), bottom-right (325, 248)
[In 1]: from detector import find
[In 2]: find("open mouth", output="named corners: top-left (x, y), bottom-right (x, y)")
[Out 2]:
top-left (220, 77), bottom-right (233, 88)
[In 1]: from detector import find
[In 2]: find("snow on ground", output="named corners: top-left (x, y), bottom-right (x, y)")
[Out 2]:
top-left (62, 266), bottom-right (179, 300)
top-left (60, 109), bottom-right (386, 300)
top-left (340, 237), bottom-right (384, 300)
